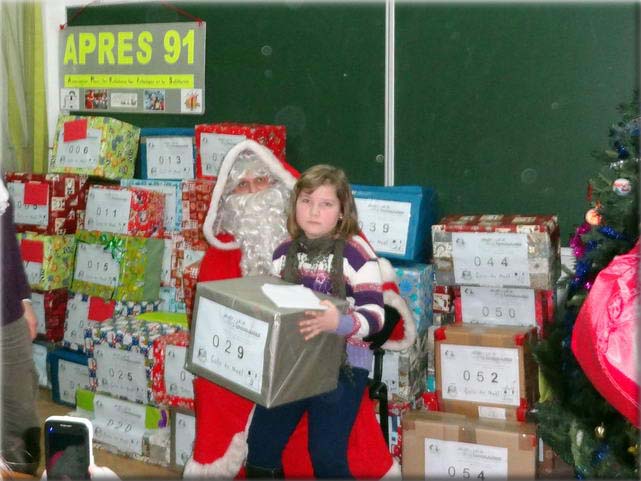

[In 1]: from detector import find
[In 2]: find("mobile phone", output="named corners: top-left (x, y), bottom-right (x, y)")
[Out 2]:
top-left (44, 416), bottom-right (94, 480)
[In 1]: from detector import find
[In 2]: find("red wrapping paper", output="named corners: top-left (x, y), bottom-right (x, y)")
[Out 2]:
top-left (151, 331), bottom-right (194, 410)
top-left (180, 179), bottom-right (215, 250)
top-left (33, 288), bottom-right (69, 342)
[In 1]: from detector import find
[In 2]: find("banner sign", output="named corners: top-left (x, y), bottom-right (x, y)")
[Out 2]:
top-left (59, 22), bottom-right (206, 115)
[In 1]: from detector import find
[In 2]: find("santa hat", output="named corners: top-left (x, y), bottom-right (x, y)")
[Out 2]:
top-left (202, 139), bottom-right (298, 250)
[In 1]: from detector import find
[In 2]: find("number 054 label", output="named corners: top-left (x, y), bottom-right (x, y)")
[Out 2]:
top-left (424, 438), bottom-right (508, 480)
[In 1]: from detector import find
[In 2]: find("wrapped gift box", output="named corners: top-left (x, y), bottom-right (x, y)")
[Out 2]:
top-left (88, 316), bottom-right (184, 405)
top-left (351, 185), bottom-right (438, 262)
top-left (433, 285), bottom-right (454, 314)
top-left (18, 233), bottom-right (76, 290)
top-left (431, 214), bottom-right (561, 290)
top-left (452, 286), bottom-right (555, 334)
top-left (138, 128), bottom-right (196, 180)
top-left (152, 331), bottom-right (194, 410)
top-left (159, 287), bottom-right (186, 313)
top-left (392, 260), bottom-right (435, 333)
top-left (49, 115), bottom-right (140, 180)
top-left (181, 179), bottom-right (215, 249)
top-left (185, 275), bottom-right (347, 408)
top-left (170, 408), bottom-right (195, 471)
top-left (5, 172), bottom-right (89, 234)
top-left (63, 293), bottom-right (162, 352)
top-left (385, 400), bottom-right (413, 463)
top-left (434, 324), bottom-right (538, 422)
top-left (72, 230), bottom-right (164, 302)
top-left (48, 348), bottom-right (91, 406)
top-left (182, 260), bottom-right (201, 324)
top-left (195, 122), bottom-right (286, 179)
top-left (32, 288), bottom-right (68, 342)
top-left (172, 241), bottom-right (207, 299)
top-left (33, 340), bottom-right (54, 388)
top-left (84, 185), bottom-right (165, 238)
top-left (120, 179), bottom-right (183, 234)
top-left (402, 410), bottom-right (537, 479)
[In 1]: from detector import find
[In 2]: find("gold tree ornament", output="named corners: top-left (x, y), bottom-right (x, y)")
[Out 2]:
top-left (594, 423), bottom-right (606, 439)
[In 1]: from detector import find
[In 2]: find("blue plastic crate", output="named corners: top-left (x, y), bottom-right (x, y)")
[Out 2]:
top-left (351, 185), bottom-right (438, 262)
top-left (138, 128), bottom-right (196, 180)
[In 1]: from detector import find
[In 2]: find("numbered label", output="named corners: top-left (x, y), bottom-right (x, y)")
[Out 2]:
top-left (146, 137), bottom-right (195, 179)
top-left (74, 243), bottom-right (120, 287)
top-left (191, 297), bottom-right (269, 394)
top-left (58, 359), bottom-right (91, 404)
top-left (55, 128), bottom-right (101, 169)
top-left (354, 198), bottom-right (411, 255)
top-left (7, 182), bottom-right (49, 226)
top-left (183, 248), bottom-right (205, 269)
top-left (94, 344), bottom-right (147, 403)
top-left (452, 233), bottom-right (530, 287)
top-left (424, 438), bottom-right (508, 480)
top-left (31, 293), bottom-right (46, 335)
top-left (460, 286), bottom-right (536, 327)
top-left (85, 188), bottom-right (132, 234)
top-left (439, 344), bottom-right (520, 406)
top-left (24, 261), bottom-right (43, 287)
top-left (93, 394), bottom-right (146, 455)
top-left (161, 239), bottom-right (174, 285)
top-left (175, 412), bottom-right (196, 467)
top-left (164, 345), bottom-right (194, 398)
top-left (199, 133), bottom-right (246, 176)
top-left (64, 296), bottom-right (91, 347)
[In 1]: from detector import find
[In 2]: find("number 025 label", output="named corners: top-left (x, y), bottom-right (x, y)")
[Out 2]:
top-left (424, 438), bottom-right (508, 480)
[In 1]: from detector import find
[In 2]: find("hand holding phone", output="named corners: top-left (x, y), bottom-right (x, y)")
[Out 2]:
top-left (44, 416), bottom-right (93, 480)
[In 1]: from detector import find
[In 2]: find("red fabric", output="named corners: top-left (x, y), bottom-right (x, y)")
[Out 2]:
top-left (20, 239), bottom-right (44, 263)
top-left (63, 118), bottom-right (87, 142)
top-left (24, 182), bottom-right (49, 206)
top-left (571, 241), bottom-right (639, 427)
top-left (88, 297), bottom-right (116, 322)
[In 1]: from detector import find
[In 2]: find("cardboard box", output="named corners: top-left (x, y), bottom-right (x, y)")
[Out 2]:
top-left (49, 115), bottom-right (140, 180)
top-left (32, 288), bottom-right (68, 342)
top-left (120, 179), bottom-right (183, 234)
top-left (180, 179), bottom-right (215, 250)
top-left (185, 275), bottom-right (346, 407)
top-left (402, 410), bottom-right (537, 479)
top-left (170, 408), bottom-right (195, 471)
top-left (392, 260), bottom-right (435, 333)
top-left (48, 348), bottom-right (91, 406)
top-left (195, 122), bottom-right (286, 179)
top-left (5, 172), bottom-right (89, 234)
top-left (432, 215), bottom-right (560, 290)
top-left (151, 331), bottom-right (195, 410)
top-left (434, 324), bottom-right (538, 421)
top-left (351, 185), bottom-right (438, 262)
top-left (72, 230), bottom-right (164, 302)
top-left (138, 128), bottom-right (196, 180)
top-left (18, 233), bottom-right (76, 290)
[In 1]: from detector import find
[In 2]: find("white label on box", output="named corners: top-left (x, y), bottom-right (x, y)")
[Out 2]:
top-left (94, 344), bottom-right (148, 403)
top-left (146, 136), bottom-right (195, 179)
top-left (74, 243), bottom-right (120, 287)
top-left (58, 359), bottom-right (90, 405)
top-left (8, 182), bottom-right (49, 226)
top-left (24, 261), bottom-right (43, 286)
top-left (460, 286), bottom-right (536, 327)
top-left (93, 393), bottom-right (147, 455)
top-left (440, 344), bottom-right (520, 406)
top-left (452, 233), bottom-right (529, 287)
top-left (161, 239), bottom-right (174, 285)
top-left (135, 184), bottom-right (179, 231)
top-left (478, 406), bottom-right (507, 420)
top-left (164, 345), bottom-right (194, 399)
top-left (379, 351), bottom-right (400, 396)
top-left (191, 297), bottom-right (269, 394)
top-left (64, 296), bottom-right (91, 347)
top-left (85, 188), bottom-right (132, 234)
top-left (424, 438), bottom-right (508, 480)
top-left (175, 412), bottom-right (196, 466)
top-left (199, 133), bottom-right (246, 177)
top-left (32, 343), bottom-right (49, 387)
top-left (55, 128), bottom-right (102, 169)
top-left (183, 248), bottom-right (205, 269)
top-left (354, 198), bottom-right (411, 255)
top-left (31, 292), bottom-right (47, 335)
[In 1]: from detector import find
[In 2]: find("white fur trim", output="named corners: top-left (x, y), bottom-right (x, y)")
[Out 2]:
top-left (183, 406), bottom-right (256, 479)
top-left (202, 139), bottom-right (297, 249)
top-left (381, 289), bottom-right (416, 352)
top-left (380, 457), bottom-right (402, 479)
top-left (377, 257), bottom-right (398, 285)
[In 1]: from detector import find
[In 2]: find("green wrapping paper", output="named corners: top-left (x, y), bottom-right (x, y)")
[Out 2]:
top-left (17, 233), bottom-right (76, 290)
top-left (72, 230), bottom-right (164, 301)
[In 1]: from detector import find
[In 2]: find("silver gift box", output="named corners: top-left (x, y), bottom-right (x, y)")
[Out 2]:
top-left (185, 275), bottom-right (347, 408)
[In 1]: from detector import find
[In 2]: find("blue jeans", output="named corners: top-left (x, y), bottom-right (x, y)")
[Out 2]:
top-left (247, 367), bottom-right (369, 478)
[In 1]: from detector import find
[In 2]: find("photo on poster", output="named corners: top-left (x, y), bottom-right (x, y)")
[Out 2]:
top-left (181, 89), bottom-right (203, 114)
top-left (110, 92), bottom-right (138, 109)
top-left (85, 90), bottom-right (109, 110)
top-left (144, 90), bottom-right (166, 111)
top-left (60, 89), bottom-right (80, 110)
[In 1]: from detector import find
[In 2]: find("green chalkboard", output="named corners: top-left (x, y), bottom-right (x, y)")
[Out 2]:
top-left (67, 2), bottom-right (386, 185)
top-left (395, 2), bottom-right (639, 241)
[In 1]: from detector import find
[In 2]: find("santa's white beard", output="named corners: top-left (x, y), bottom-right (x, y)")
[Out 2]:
top-left (220, 187), bottom-right (289, 276)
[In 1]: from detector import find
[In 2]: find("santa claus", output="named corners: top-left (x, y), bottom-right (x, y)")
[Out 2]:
top-left (184, 139), bottom-right (415, 478)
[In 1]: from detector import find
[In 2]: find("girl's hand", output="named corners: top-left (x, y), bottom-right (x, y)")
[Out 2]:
top-left (299, 300), bottom-right (339, 341)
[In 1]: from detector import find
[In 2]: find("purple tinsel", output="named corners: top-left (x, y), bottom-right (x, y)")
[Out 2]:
top-left (570, 222), bottom-right (592, 259)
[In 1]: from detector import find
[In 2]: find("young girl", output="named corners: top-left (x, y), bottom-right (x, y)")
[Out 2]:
top-left (246, 164), bottom-right (385, 478)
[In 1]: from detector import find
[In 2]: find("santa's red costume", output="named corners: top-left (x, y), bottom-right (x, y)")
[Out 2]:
top-left (184, 139), bottom-right (415, 479)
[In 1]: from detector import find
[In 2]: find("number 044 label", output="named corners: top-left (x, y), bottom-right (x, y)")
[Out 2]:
top-left (424, 438), bottom-right (508, 480)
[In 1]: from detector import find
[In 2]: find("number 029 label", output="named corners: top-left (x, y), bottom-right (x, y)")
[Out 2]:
top-left (424, 438), bottom-right (508, 480)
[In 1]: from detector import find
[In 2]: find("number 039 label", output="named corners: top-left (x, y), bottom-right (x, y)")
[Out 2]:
top-left (354, 198), bottom-right (411, 255)
top-left (424, 438), bottom-right (508, 480)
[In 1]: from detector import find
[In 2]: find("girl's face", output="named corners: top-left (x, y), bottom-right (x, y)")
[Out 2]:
top-left (295, 184), bottom-right (341, 239)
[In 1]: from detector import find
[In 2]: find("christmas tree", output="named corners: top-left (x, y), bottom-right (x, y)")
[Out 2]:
top-left (533, 92), bottom-right (639, 478)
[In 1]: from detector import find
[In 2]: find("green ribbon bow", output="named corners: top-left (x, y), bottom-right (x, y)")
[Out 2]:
top-left (99, 233), bottom-right (125, 262)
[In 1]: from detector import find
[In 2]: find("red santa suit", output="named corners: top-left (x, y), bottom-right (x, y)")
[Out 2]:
top-left (184, 139), bottom-right (415, 479)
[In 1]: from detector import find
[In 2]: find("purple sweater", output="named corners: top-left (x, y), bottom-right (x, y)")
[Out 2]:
top-left (273, 235), bottom-right (384, 372)
top-left (2, 200), bottom-right (30, 326)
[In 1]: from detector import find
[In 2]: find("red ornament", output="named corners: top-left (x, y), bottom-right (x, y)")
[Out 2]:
top-left (585, 208), bottom-right (602, 226)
